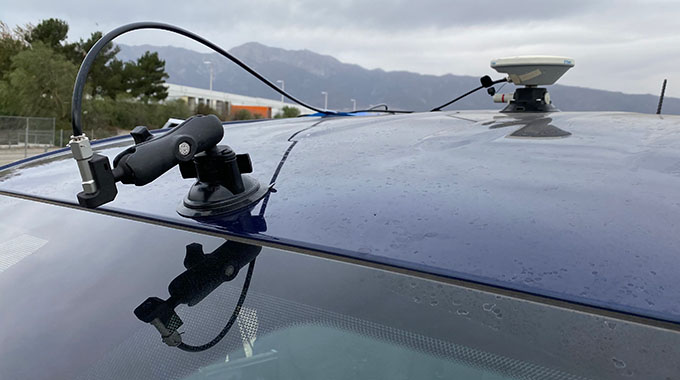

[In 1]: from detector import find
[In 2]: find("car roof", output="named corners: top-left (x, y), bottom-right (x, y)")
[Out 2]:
top-left (1, 110), bottom-right (680, 324)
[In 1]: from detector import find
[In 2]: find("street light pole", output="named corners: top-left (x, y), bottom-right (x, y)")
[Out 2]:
top-left (276, 80), bottom-right (285, 104)
top-left (321, 91), bottom-right (328, 110)
top-left (351, 98), bottom-right (356, 111)
top-left (203, 61), bottom-right (217, 107)
top-left (203, 60), bottom-right (214, 92)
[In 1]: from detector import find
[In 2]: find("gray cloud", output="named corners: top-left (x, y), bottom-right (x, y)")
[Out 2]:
top-left (1, 0), bottom-right (678, 97)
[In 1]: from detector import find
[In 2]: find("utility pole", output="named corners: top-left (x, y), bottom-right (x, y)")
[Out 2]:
top-left (276, 80), bottom-right (285, 105)
top-left (204, 60), bottom-right (214, 91)
top-left (321, 91), bottom-right (328, 110)
top-left (203, 60), bottom-right (215, 110)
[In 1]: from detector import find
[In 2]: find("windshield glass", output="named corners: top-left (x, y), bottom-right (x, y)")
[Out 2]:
top-left (1, 195), bottom-right (679, 380)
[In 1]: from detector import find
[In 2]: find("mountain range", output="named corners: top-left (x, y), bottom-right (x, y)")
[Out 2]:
top-left (117, 43), bottom-right (680, 114)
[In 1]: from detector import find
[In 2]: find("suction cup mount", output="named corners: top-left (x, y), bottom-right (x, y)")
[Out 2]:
top-left (177, 145), bottom-right (269, 218)
top-left (72, 113), bottom-right (268, 219)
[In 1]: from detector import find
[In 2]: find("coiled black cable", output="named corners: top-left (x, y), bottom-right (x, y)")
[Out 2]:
top-left (71, 21), bottom-right (334, 137)
top-left (177, 259), bottom-right (256, 352)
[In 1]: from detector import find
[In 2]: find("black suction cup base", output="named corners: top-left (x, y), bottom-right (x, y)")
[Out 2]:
top-left (177, 175), bottom-right (269, 218)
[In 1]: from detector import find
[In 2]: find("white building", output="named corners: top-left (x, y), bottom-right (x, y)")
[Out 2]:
top-left (164, 83), bottom-right (314, 117)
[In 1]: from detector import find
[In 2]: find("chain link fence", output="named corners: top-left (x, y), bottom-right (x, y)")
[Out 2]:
top-left (0, 116), bottom-right (59, 166)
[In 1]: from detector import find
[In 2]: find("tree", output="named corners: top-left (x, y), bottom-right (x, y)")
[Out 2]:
top-left (0, 43), bottom-right (76, 120)
top-left (101, 58), bottom-right (127, 98)
top-left (0, 18), bottom-right (174, 136)
top-left (19, 21), bottom-right (128, 99)
top-left (23, 18), bottom-right (68, 49)
top-left (0, 22), bottom-right (27, 80)
top-left (5, 19), bottom-right (170, 103)
top-left (71, 31), bottom-right (124, 98)
top-left (126, 52), bottom-right (169, 103)
top-left (21, 18), bottom-right (76, 58)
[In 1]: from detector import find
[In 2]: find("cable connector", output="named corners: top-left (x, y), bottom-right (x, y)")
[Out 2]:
top-left (493, 93), bottom-right (515, 103)
top-left (150, 317), bottom-right (183, 347)
top-left (69, 134), bottom-right (118, 208)
top-left (135, 297), bottom-right (184, 347)
top-left (69, 134), bottom-right (97, 194)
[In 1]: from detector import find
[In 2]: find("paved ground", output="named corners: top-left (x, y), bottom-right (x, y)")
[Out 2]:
top-left (0, 147), bottom-right (60, 167)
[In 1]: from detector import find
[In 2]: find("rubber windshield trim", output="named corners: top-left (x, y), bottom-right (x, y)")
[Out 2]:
top-left (1, 188), bottom-right (679, 333)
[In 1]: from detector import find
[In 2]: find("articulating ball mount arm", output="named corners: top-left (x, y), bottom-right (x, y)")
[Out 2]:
top-left (73, 114), bottom-right (225, 208)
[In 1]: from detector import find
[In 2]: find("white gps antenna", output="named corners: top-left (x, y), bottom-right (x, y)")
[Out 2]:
top-left (490, 56), bottom-right (574, 112)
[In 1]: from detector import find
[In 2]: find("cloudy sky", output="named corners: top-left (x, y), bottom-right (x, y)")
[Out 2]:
top-left (2, 0), bottom-right (679, 97)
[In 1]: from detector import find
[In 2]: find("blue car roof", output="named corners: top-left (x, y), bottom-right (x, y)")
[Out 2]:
top-left (1, 110), bottom-right (679, 324)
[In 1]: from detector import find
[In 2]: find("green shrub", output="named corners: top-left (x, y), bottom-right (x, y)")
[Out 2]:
top-left (82, 98), bottom-right (191, 138)
top-left (274, 106), bottom-right (301, 119)
top-left (232, 109), bottom-right (254, 120)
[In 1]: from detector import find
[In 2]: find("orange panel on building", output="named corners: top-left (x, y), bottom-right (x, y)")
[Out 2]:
top-left (230, 105), bottom-right (271, 118)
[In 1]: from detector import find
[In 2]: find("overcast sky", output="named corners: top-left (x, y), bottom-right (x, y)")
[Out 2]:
top-left (2, 0), bottom-right (679, 97)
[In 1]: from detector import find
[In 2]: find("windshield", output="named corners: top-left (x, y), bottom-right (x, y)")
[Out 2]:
top-left (1, 195), bottom-right (679, 380)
